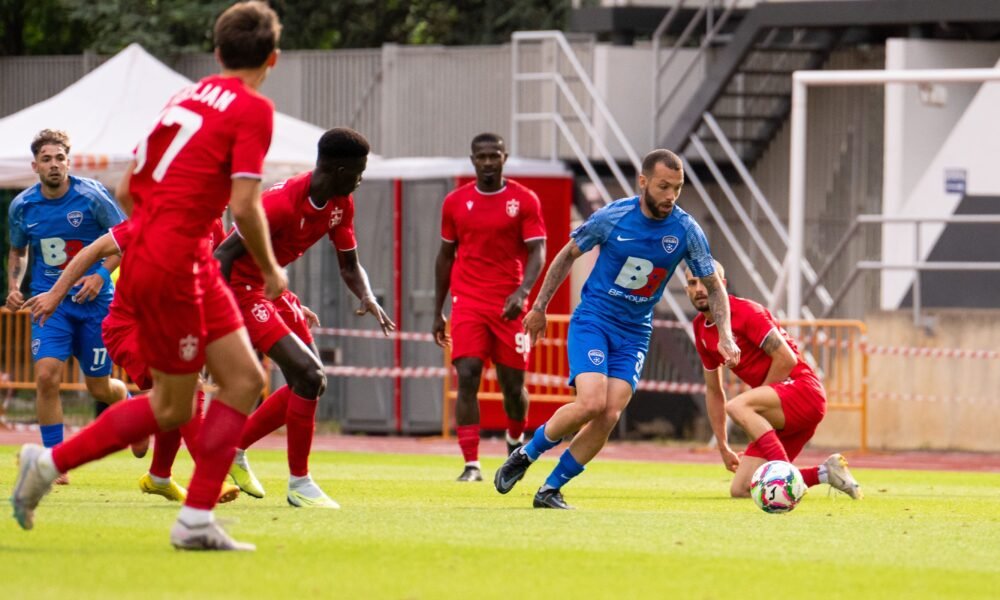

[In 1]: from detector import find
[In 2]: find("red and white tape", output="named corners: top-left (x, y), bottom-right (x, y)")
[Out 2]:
top-left (313, 327), bottom-right (435, 342)
top-left (864, 345), bottom-right (998, 360)
top-left (870, 391), bottom-right (1000, 406)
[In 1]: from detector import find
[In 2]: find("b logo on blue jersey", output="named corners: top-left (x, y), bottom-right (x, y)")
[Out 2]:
top-left (662, 235), bottom-right (679, 254)
top-left (588, 349), bottom-right (605, 365)
top-left (67, 211), bottom-right (83, 227)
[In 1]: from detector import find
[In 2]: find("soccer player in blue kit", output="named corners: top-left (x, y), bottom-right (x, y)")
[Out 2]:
top-left (494, 149), bottom-right (740, 509)
top-left (6, 129), bottom-right (128, 461)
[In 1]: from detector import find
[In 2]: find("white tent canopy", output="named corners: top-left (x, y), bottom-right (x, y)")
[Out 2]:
top-left (0, 43), bottom-right (327, 189)
top-left (0, 43), bottom-right (571, 190)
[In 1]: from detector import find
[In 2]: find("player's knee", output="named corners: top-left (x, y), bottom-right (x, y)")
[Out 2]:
top-left (730, 480), bottom-right (752, 498)
top-left (35, 369), bottom-right (61, 394)
top-left (294, 363), bottom-right (326, 399)
top-left (156, 399), bottom-right (195, 429)
top-left (574, 395), bottom-right (607, 421)
top-left (725, 399), bottom-right (748, 421)
top-left (454, 360), bottom-right (483, 382)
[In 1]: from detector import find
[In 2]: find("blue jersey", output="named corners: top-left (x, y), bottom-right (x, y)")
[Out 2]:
top-left (8, 175), bottom-right (125, 297)
top-left (571, 197), bottom-right (715, 331)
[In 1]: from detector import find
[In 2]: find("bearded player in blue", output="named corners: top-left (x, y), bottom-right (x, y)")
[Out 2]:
top-left (494, 149), bottom-right (741, 509)
top-left (6, 130), bottom-right (128, 465)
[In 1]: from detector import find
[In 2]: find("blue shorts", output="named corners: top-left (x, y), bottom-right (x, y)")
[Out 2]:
top-left (31, 295), bottom-right (113, 377)
top-left (567, 314), bottom-right (650, 391)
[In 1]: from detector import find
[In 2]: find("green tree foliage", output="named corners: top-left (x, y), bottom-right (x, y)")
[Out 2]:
top-left (1, 0), bottom-right (570, 58)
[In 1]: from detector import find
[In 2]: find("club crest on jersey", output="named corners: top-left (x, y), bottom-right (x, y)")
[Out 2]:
top-left (506, 199), bottom-right (520, 217)
top-left (662, 235), bottom-right (679, 254)
top-left (330, 207), bottom-right (343, 227)
top-left (466, 201), bottom-right (474, 211)
top-left (67, 211), bottom-right (83, 227)
top-left (31, 339), bottom-right (41, 356)
top-left (251, 303), bottom-right (271, 323)
top-left (588, 349), bottom-right (605, 365)
top-left (179, 335), bottom-right (198, 362)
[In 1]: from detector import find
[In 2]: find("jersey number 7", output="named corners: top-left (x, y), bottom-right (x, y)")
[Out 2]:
top-left (134, 106), bottom-right (204, 182)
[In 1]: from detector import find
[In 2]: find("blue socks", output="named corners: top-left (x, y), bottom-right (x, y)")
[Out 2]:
top-left (543, 449), bottom-right (585, 490)
top-left (523, 424), bottom-right (560, 461)
top-left (40, 423), bottom-right (64, 448)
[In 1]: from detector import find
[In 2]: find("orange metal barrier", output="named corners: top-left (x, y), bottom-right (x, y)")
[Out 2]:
top-left (780, 319), bottom-right (868, 452)
top-left (442, 314), bottom-right (574, 436)
top-left (0, 308), bottom-right (140, 391)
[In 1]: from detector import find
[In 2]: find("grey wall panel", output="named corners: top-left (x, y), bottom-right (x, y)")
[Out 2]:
top-left (382, 45), bottom-right (511, 157)
top-left (0, 54), bottom-right (106, 118)
top-left (400, 179), bottom-right (453, 433)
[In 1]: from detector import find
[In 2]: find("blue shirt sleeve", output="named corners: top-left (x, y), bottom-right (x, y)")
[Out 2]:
top-left (7, 194), bottom-right (27, 249)
top-left (570, 198), bottom-right (635, 253)
top-left (683, 217), bottom-right (716, 278)
top-left (86, 180), bottom-right (126, 229)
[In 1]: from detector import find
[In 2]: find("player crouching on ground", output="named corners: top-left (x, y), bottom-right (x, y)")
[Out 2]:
top-left (684, 260), bottom-right (862, 500)
top-left (215, 127), bottom-right (394, 508)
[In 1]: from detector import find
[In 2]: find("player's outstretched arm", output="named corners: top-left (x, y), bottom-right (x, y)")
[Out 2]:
top-left (432, 241), bottom-right (456, 348)
top-left (703, 367), bottom-right (739, 472)
top-left (23, 233), bottom-right (120, 325)
top-left (214, 230), bottom-right (249, 282)
top-left (5, 246), bottom-right (27, 311)
top-left (759, 330), bottom-right (798, 385)
top-left (523, 239), bottom-right (583, 346)
top-left (502, 238), bottom-right (546, 321)
top-left (337, 248), bottom-right (395, 335)
top-left (702, 272), bottom-right (740, 368)
top-left (229, 177), bottom-right (286, 299)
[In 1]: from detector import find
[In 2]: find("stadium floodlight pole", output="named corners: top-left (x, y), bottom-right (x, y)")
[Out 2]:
top-left (786, 67), bottom-right (1000, 320)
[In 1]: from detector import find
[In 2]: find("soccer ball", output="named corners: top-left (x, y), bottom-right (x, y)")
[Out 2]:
top-left (750, 461), bottom-right (807, 514)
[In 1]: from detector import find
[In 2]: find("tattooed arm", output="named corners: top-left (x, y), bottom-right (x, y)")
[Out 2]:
top-left (701, 271), bottom-right (741, 367)
top-left (760, 329), bottom-right (798, 384)
top-left (522, 239), bottom-right (583, 345)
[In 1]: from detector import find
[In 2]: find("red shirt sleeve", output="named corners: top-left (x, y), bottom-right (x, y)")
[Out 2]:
top-left (260, 186), bottom-right (295, 236)
top-left (329, 196), bottom-right (357, 251)
top-left (110, 221), bottom-right (132, 254)
top-left (230, 96), bottom-right (274, 179)
top-left (738, 298), bottom-right (779, 348)
top-left (694, 319), bottom-right (722, 371)
top-left (520, 188), bottom-right (546, 241)
top-left (440, 193), bottom-right (456, 242)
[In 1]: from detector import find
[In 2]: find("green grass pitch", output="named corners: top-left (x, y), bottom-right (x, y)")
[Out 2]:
top-left (2, 445), bottom-right (999, 599)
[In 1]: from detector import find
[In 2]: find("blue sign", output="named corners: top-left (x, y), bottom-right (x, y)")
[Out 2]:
top-left (945, 168), bottom-right (966, 195)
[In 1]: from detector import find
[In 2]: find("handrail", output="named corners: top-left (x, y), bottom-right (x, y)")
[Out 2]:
top-left (805, 214), bottom-right (1000, 322)
top-left (512, 31), bottom-right (643, 173)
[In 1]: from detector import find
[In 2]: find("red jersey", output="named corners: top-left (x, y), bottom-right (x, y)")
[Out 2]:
top-left (128, 74), bottom-right (274, 272)
top-left (441, 179), bottom-right (546, 309)
top-left (109, 217), bottom-right (226, 315)
top-left (692, 295), bottom-right (814, 388)
top-left (229, 171), bottom-right (357, 290)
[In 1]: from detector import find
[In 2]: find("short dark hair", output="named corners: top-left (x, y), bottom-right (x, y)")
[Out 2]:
top-left (214, 1), bottom-right (282, 70)
top-left (641, 149), bottom-right (683, 176)
top-left (317, 127), bottom-right (370, 161)
top-left (31, 129), bottom-right (71, 157)
top-left (470, 132), bottom-right (505, 152)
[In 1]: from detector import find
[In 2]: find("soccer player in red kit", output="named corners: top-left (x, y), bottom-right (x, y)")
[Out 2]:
top-left (11, 1), bottom-right (285, 551)
top-left (685, 261), bottom-right (862, 500)
top-left (432, 133), bottom-right (546, 482)
top-left (23, 220), bottom-right (241, 504)
top-left (216, 127), bottom-right (394, 508)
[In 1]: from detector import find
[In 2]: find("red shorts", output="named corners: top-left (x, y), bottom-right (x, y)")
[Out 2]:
top-left (450, 301), bottom-right (529, 369)
top-left (745, 372), bottom-right (827, 461)
top-left (102, 303), bottom-right (152, 390)
top-left (234, 287), bottom-right (313, 354)
top-left (120, 255), bottom-right (244, 374)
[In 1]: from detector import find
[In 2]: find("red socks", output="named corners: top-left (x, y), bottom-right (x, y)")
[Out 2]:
top-left (52, 394), bottom-right (161, 473)
top-left (238, 385), bottom-right (290, 449)
top-left (753, 429), bottom-right (790, 462)
top-left (800, 466), bottom-right (820, 487)
top-left (506, 418), bottom-right (527, 441)
top-left (456, 424), bottom-right (480, 463)
top-left (149, 390), bottom-right (206, 478)
top-left (285, 391), bottom-right (317, 477)
top-left (184, 401), bottom-right (247, 510)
